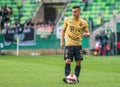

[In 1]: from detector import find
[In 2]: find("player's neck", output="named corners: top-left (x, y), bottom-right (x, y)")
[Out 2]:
top-left (73, 17), bottom-right (80, 21)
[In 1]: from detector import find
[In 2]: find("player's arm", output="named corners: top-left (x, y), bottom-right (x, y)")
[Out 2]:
top-left (83, 21), bottom-right (90, 37)
top-left (83, 29), bottom-right (90, 37)
top-left (60, 18), bottom-right (67, 49)
top-left (60, 28), bottom-right (66, 49)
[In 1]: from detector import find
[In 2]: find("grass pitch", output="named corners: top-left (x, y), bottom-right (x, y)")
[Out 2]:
top-left (0, 55), bottom-right (120, 87)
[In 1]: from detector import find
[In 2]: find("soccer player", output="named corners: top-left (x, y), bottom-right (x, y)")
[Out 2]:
top-left (60, 6), bottom-right (90, 83)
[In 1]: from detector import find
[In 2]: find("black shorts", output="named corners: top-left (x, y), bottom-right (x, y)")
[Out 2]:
top-left (64, 46), bottom-right (83, 62)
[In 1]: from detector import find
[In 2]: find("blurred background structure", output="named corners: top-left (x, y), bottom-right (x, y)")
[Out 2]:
top-left (0, 0), bottom-right (120, 55)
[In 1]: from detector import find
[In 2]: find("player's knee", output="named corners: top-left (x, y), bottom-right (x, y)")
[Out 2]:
top-left (76, 61), bottom-right (81, 66)
top-left (66, 59), bottom-right (71, 64)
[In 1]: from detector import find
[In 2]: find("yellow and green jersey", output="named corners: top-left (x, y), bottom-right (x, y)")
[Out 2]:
top-left (63, 17), bottom-right (89, 46)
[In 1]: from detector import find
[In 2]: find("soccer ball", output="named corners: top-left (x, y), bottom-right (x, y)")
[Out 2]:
top-left (66, 74), bottom-right (77, 84)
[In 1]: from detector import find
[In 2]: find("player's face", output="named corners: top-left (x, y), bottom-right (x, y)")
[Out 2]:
top-left (72, 8), bottom-right (80, 18)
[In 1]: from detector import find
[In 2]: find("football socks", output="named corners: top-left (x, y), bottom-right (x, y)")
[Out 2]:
top-left (75, 65), bottom-right (81, 78)
top-left (65, 64), bottom-right (71, 77)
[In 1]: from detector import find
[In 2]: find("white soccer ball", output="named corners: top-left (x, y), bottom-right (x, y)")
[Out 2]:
top-left (66, 74), bottom-right (77, 84)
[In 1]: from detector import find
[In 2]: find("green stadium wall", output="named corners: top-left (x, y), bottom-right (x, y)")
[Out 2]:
top-left (117, 22), bottom-right (120, 32)
top-left (0, 34), bottom-right (89, 50)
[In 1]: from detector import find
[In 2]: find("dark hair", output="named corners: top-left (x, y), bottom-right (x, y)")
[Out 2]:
top-left (72, 6), bottom-right (81, 10)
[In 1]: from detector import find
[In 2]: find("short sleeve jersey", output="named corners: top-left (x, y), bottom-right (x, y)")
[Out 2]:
top-left (63, 17), bottom-right (89, 46)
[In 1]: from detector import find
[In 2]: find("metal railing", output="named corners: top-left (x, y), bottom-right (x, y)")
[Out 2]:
top-left (54, 0), bottom-right (71, 33)
top-left (90, 14), bottom-right (120, 55)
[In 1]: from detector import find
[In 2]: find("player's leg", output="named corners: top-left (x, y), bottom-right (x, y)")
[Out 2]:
top-left (63, 59), bottom-right (72, 83)
top-left (63, 46), bottom-right (73, 83)
top-left (75, 60), bottom-right (81, 79)
top-left (74, 46), bottom-right (83, 81)
top-left (64, 46), bottom-right (73, 77)
top-left (65, 59), bottom-right (71, 77)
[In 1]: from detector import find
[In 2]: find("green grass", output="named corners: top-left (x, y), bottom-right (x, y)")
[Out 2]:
top-left (0, 55), bottom-right (120, 87)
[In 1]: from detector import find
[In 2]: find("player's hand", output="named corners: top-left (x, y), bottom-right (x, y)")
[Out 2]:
top-left (60, 42), bottom-right (64, 50)
top-left (83, 32), bottom-right (90, 37)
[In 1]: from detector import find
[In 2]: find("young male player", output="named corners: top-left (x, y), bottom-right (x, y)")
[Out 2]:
top-left (60, 6), bottom-right (90, 83)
